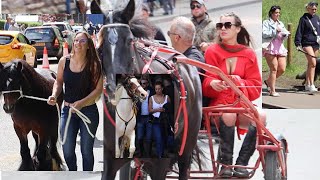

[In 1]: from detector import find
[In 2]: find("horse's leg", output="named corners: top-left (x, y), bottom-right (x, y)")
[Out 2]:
top-left (103, 157), bottom-right (129, 179)
top-left (13, 124), bottom-right (34, 170)
top-left (149, 159), bottom-right (171, 180)
top-left (115, 133), bottom-right (120, 158)
top-left (35, 134), bottom-right (52, 170)
top-left (178, 154), bottom-right (191, 180)
top-left (50, 131), bottom-right (63, 170)
top-left (128, 130), bottom-right (136, 158)
top-left (31, 132), bottom-right (39, 158)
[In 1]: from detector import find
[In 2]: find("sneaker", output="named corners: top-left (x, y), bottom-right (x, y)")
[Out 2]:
top-left (270, 92), bottom-right (280, 97)
top-left (309, 85), bottom-right (318, 92)
top-left (305, 85), bottom-right (310, 91)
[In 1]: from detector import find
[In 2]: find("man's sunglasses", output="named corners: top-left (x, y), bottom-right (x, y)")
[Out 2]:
top-left (190, 4), bottom-right (202, 10)
top-left (216, 22), bottom-right (237, 30)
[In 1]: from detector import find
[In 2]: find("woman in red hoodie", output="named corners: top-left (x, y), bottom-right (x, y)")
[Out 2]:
top-left (202, 12), bottom-right (266, 178)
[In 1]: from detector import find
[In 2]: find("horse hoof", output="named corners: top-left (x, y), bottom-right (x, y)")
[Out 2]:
top-left (19, 159), bottom-right (35, 171)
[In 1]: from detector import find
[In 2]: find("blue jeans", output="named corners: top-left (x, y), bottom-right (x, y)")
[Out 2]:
top-left (137, 115), bottom-right (153, 142)
top-left (152, 121), bottom-right (163, 157)
top-left (61, 104), bottom-right (99, 171)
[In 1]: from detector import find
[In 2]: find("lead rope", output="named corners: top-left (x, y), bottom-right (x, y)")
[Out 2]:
top-left (1, 89), bottom-right (94, 145)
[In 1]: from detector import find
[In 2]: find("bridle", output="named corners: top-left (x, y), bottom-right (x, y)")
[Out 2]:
top-left (115, 77), bottom-right (141, 143)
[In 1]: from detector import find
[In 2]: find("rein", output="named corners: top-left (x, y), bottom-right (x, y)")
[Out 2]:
top-left (1, 89), bottom-right (94, 145)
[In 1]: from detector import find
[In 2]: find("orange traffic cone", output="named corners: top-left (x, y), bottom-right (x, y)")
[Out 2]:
top-left (42, 47), bottom-right (50, 69)
top-left (63, 41), bottom-right (69, 57)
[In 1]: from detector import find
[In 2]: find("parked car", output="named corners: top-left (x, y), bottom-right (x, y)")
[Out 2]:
top-left (0, 31), bottom-right (37, 67)
top-left (72, 25), bottom-right (86, 33)
top-left (24, 26), bottom-right (65, 60)
top-left (43, 22), bottom-right (74, 50)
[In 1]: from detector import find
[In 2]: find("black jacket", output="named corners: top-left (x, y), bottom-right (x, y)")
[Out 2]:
top-left (295, 13), bottom-right (320, 47)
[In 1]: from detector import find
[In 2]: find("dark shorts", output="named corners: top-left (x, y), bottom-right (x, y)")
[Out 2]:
top-left (302, 43), bottom-right (319, 49)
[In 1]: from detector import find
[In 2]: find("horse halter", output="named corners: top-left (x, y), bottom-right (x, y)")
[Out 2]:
top-left (119, 76), bottom-right (142, 102)
top-left (1, 87), bottom-right (24, 100)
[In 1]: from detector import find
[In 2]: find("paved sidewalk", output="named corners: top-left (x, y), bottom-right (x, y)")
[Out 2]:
top-left (262, 85), bottom-right (320, 109)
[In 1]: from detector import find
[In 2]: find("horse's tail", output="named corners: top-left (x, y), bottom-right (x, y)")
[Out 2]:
top-left (191, 144), bottom-right (209, 169)
top-left (123, 136), bottom-right (130, 149)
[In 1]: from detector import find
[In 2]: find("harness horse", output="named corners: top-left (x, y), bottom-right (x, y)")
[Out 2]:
top-left (114, 76), bottom-right (147, 158)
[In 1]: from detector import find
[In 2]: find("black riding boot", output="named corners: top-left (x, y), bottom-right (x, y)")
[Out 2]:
top-left (219, 119), bottom-right (235, 178)
top-left (234, 125), bottom-right (257, 178)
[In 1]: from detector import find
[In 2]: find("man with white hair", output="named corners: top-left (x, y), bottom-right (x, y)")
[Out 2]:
top-left (168, 16), bottom-right (204, 67)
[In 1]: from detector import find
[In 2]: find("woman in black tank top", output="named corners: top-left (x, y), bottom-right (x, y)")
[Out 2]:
top-left (47, 32), bottom-right (102, 171)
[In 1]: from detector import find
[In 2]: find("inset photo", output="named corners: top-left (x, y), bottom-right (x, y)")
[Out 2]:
top-left (114, 74), bottom-right (174, 159)
top-left (262, 0), bottom-right (320, 109)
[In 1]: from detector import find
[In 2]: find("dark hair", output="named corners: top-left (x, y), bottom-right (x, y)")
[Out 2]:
top-left (268, 5), bottom-right (281, 18)
top-left (154, 81), bottom-right (163, 88)
top-left (71, 32), bottom-right (102, 90)
top-left (216, 12), bottom-right (252, 47)
top-left (307, 1), bottom-right (318, 7)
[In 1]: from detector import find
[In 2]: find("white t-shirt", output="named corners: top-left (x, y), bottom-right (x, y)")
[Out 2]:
top-left (151, 95), bottom-right (168, 118)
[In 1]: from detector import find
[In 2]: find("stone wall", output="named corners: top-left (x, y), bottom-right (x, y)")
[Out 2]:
top-left (2, 0), bottom-right (76, 14)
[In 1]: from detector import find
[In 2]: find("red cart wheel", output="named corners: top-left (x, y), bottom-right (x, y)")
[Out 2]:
top-left (264, 140), bottom-right (287, 180)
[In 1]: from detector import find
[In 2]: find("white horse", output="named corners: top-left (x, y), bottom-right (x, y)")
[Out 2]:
top-left (114, 77), bottom-right (148, 158)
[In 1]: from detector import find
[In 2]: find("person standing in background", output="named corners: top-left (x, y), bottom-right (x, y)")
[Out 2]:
top-left (141, 3), bottom-right (168, 45)
top-left (148, 81), bottom-right (171, 158)
top-left (190, 0), bottom-right (216, 53)
top-left (262, 5), bottom-right (290, 97)
top-left (4, 16), bottom-right (12, 30)
top-left (295, 1), bottom-right (320, 92)
top-left (136, 76), bottom-right (154, 157)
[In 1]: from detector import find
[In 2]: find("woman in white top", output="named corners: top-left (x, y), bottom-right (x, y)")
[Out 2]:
top-left (148, 81), bottom-right (171, 158)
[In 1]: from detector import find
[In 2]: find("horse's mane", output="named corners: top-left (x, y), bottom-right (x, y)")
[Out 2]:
top-left (129, 17), bottom-right (155, 39)
top-left (12, 60), bottom-right (53, 96)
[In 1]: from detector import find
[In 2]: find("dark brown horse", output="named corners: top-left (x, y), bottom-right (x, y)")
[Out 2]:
top-left (0, 60), bottom-right (63, 170)
top-left (96, 0), bottom-right (202, 179)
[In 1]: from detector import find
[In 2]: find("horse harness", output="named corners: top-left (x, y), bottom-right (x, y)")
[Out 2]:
top-left (115, 77), bottom-right (140, 138)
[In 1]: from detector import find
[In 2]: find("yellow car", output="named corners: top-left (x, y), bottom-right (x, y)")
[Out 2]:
top-left (0, 31), bottom-right (37, 67)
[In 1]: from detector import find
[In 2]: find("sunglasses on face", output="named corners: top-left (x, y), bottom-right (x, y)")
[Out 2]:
top-left (74, 38), bottom-right (88, 44)
top-left (216, 22), bottom-right (237, 30)
top-left (141, 82), bottom-right (148, 85)
top-left (190, 4), bottom-right (202, 10)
